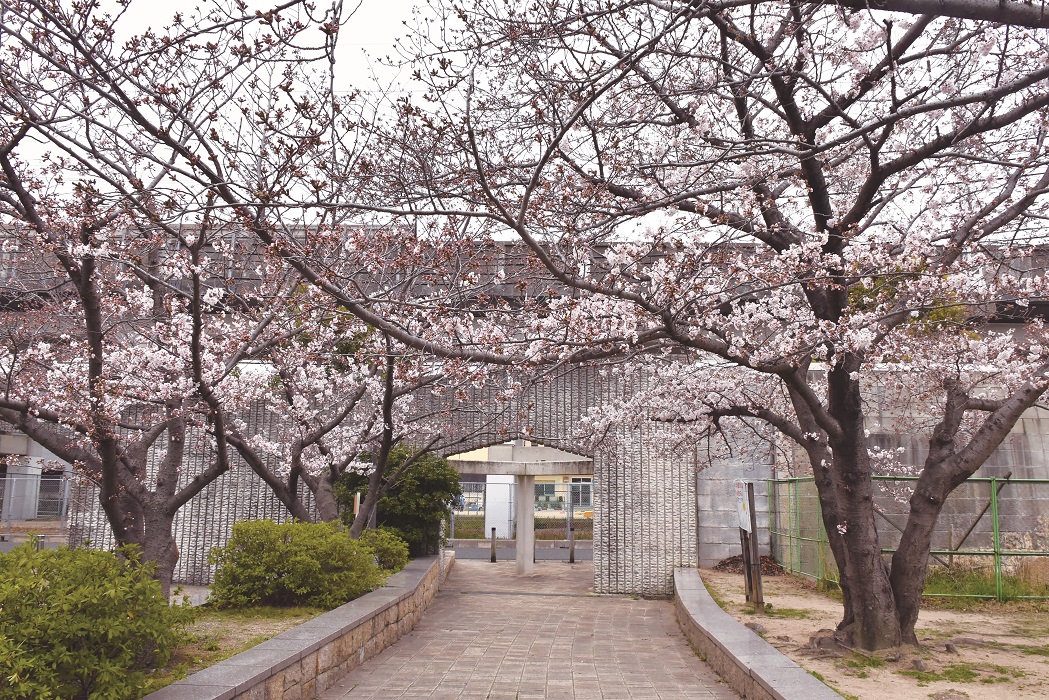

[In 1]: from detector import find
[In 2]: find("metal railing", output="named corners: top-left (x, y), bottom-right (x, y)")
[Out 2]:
top-left (768, 476), bottom-right (1049, 601)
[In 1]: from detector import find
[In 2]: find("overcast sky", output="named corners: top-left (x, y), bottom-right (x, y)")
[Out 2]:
top-left (117, 0), bottom-right (423, 92)
top-left (336, 0), bottom-right (420, 91)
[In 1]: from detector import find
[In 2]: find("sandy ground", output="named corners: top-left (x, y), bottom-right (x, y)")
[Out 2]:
top-left (700, 569), bottom-right (1049, 700)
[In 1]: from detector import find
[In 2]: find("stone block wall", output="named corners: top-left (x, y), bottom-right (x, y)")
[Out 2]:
top-left (673, 568), bottom-right (843, 700)
top-left (146, 554), bottom-right (452, 700)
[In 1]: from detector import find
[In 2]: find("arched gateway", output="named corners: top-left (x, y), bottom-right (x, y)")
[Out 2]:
top-left (68, 366), bottom-right (704, 596)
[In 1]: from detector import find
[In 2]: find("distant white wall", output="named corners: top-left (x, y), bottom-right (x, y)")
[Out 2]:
top-left (485, 475), bottom-right (515, 538)
top-left (1, 436), bottom-right (67, 521)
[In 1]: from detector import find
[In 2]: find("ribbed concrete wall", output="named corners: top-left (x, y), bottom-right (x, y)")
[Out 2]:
top-left (67, 366), bottom-right (703, 595)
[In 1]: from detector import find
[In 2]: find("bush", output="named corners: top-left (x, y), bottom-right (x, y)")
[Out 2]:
top-left (209, 520), bottom-right (385, 609)
top-left (0, 543), bottom-right (190, 700)
top-left (338, 447), bottom-right (462, 556)
top-left (358, 527), bottom-right (409, 572)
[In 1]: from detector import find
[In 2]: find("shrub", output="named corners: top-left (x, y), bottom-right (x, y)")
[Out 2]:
top-left (358, 527), bottom-right (409, 572)
top-left (0, 543), bottom-right (190, 700)
top-left (209, 520), bottom-right (385, 609)
top-left (337, 447), bottom-right (462, 556)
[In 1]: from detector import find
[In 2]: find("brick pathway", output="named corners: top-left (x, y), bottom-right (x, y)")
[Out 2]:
top-left (318, 560), bottom-right (738, 700)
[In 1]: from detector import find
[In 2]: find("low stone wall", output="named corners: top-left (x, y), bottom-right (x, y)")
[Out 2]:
top-left (673, 568), bottom-right (842, 700)
top-left (147, 552), bottom-right (454, 700)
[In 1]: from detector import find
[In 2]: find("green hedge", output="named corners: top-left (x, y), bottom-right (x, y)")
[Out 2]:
top-left (209, 520), bottom-right (385, 609)
top-left (0, 544), bottom-right (190, 700)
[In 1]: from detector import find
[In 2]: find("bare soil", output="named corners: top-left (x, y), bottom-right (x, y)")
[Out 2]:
top-left (700, 568), bottom-right (1049, 700)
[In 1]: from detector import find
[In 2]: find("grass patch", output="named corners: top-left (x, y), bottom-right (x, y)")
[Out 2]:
top-left (845, 654), bottom-right (885, 670)
top-left (897, 662), bottom-right (1023, 686)
top-left (152, 605), bottom-right (323, 690)
top-left (899, 664), bottom-right (979, 684)
top-left (703, 581), bottom-right (730, 611)
top-left (1016, 644), bottom-right (1049, 656)
top-left (449, 514), bottom-right (486, 538)
top-left (818, 578), bottom-right (844, 601)
top-left (450, 514), bottom-right (595, 540)
top-left (763, 605), bottom-right (812, 619)
top-left (842, 653), bottom-right (884, 679)
top-left (923, 567), bottom-right (1045, 602)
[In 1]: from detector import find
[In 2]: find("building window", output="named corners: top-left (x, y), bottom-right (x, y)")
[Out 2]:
top-left (570, 477), bottom-right (592, 507)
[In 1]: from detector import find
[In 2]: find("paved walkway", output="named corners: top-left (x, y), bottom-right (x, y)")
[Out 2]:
top-left (319, 560), bottom-right (738, 700)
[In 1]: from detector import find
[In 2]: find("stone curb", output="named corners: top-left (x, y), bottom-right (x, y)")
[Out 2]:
top-left (673, 568), bottom-right (843, 700)
top-left (147, 552), bottom-right (455, 700)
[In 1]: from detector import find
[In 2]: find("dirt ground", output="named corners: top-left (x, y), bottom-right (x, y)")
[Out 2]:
top-left (700, 568), bottom-right (1049, 700)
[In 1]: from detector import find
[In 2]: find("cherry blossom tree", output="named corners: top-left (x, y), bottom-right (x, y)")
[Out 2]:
top-left (8, 0), bottom-right (1048, 649)
top-left (0, 0), bottom-right (516, 588)
top-left (219, 317), bottom-right (490, 529)
top-left (0, 0), bottom-right (363, 591)
top-left (0, 186), bottom-right (292, 593)
top-left (358, 1), bottom-right (1049, 649)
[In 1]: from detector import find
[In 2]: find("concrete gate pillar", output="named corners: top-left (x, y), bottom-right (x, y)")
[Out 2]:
top-left (448, 449), bottom-right (592, 578)
top-left (515, 474), bottom-right (536, 574)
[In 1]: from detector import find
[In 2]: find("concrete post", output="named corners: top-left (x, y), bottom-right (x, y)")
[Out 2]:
top-left (515, 474), bottom-right (536, 575)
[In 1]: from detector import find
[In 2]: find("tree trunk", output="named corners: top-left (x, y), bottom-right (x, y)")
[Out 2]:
top-left (809, 455), bottom-right (856, 631)
top-left (824, 365), bottom-right (902, 650)
top-left (888, 482), bottom-right (945, 644)
top-left (99, 489), bottom-right (179, 596)
top-left (309, 475), bottom-right (341, 522)
top-left (139, 507), bottom-right (180, 597)
top-left (349, 470), bottom-right (384, 538)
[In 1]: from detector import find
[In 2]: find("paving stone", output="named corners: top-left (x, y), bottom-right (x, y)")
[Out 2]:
top-left (319, 561), bottom-right (737, 699)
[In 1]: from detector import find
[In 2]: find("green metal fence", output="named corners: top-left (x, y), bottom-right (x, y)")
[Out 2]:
top-left (768, 476), bottom-right (1049, 601)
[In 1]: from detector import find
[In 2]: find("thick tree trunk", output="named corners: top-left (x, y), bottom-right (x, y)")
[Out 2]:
top-left (824, 365), bottom-right (902, 650)
top-left (810, 456), bottom-right (856, 631)
top-left (785, 376), bottom-right (859, 632)
top-left (310, 475), bottom-right (341, 522)
top-left (888, 481), bottom-right (945, 644)
top-left (98, 489), bottom-right (179, 596)
top-left (139, 508), bottom-right (180, 597)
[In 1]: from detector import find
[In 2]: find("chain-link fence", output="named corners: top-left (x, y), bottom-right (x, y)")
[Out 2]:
top-left (769, 476), bottom-right (1049, 600)
top-left (449, 481), bottom-right (593, 540)
top-left (535, 482), bottom-right (594, 541)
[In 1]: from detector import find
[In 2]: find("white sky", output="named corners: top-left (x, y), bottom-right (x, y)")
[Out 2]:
top-left (335, 0), bottom-right (421, 92)
top-left (117, 0), bottom-right (422, 92)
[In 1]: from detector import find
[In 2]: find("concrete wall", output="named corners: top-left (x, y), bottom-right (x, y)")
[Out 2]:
top-left (64, 366), bottom-right (728, 595)
top-left (696, 461), bottom-right (772, 567)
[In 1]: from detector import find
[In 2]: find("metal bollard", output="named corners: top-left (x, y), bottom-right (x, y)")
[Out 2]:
top-left (569, 526), bottom-right (575, 564)
top-left (490, 527), bottom-right (497, 563)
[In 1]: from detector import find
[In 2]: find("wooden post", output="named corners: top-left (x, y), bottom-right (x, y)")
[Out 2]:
top-left (740, 527), bottom-right (753, 602)
top-left (747, 482), bottom-right (764, 609)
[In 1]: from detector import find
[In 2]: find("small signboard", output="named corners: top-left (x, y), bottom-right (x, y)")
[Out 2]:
top-left (735, 480), bottom-right (752, 532)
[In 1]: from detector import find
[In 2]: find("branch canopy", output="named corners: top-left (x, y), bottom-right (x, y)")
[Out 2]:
top-left (827, 0), bottom-right (1049, 28)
